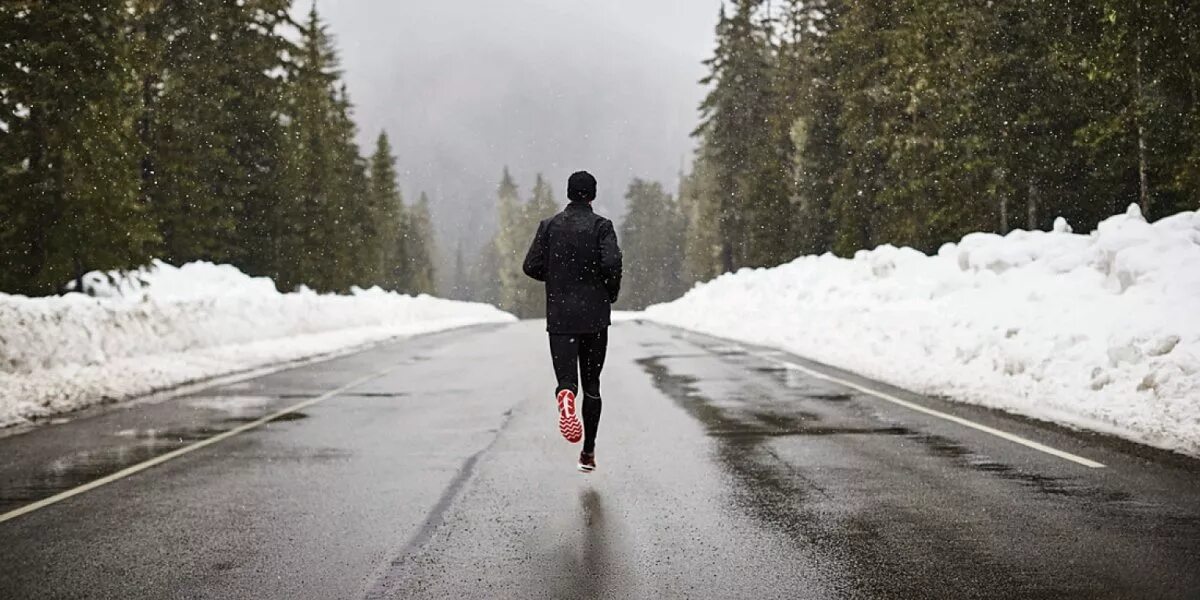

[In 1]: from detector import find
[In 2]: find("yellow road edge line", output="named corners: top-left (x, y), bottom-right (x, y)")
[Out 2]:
top-left (0, 364), bottom-right (406, 526)
top-left (758, 353), bottom-right (1106, 469)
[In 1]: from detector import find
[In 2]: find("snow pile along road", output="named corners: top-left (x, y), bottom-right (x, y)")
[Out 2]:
top-left (644, 205), bottom-right (1200, 456)
top-left (0, 261), bottom-right (515, 427)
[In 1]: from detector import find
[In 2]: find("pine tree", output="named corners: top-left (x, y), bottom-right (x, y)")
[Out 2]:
top-left (452, 241), bottom-right (468, 300)
top-left (367, 131), bottom-right (406, 289)
top-left (211, 0), bottom-right (295, 282)
top-left (135, 1), bottom-right (249, 266)
top-left (963, 1), bottom-right (1096, 233)
top-left (401, 192), bottom-right (438, 295)
top-left (1072, 0), bottom-right (1200, 221)
top-left (619, 179), bottom-right (686, 309)
top-left (1175, 4), bottom-right (1200, 211)
top-left (279, 6), bottom-right (370, 292)
top-left (680, 152), bottom-right (723, 285)
top-left (822, 0), bottom-right (903, 254)
top-left (740, 1), bottom-right (807, 268)
top-left (471, 237), bottom-right (502, 307)
top-left (695, 0), bottom-right (776, 271)
top-left (330, 85), bottom-right (372, 291)
top-left (0, 1), bottom-right (156, 295)
top-left (526, 173), bottom-right (559, 220)
top-left (783, 0), bottom-right (843, 255)
top-left (492, 167), bottom-right (525, 314)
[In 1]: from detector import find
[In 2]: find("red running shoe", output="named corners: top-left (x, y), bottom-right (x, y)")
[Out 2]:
top-left (557, 389), bottom-right (582, 444)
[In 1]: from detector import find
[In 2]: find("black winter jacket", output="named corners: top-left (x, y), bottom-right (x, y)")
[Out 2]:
top-left (522, 202), bottom-right (622, 334)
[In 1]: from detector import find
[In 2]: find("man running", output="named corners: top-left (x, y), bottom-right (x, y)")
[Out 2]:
top-left (522, 171), bottom-right (622, 473)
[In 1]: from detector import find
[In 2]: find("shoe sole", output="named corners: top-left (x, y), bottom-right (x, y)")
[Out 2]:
top-left (577, 464), bottom-right (596, 473)
top-left (558, 390), bottom-right (582, 444)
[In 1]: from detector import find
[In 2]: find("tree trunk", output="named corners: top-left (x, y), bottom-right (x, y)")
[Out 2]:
top-left (1027, 182), bottom-right (1039, 231)
top-left (1135, 0), bottom-right (1152, 218)
top-left (719, 193), bottom-right (736, 273)
top-left (139, 72), bottom-right (156, 202)
top-left (137, 7), bottom-right (159, 209)
top-left (720, 238), bottom-right (735, 273)
top-left (1000, 195), bottom-right (1009, 234)
top-left (73, 252), bottom-right (85, 296)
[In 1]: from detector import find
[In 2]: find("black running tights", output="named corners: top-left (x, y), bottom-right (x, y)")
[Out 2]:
top-left (549, 330), bottom-right (607, 453)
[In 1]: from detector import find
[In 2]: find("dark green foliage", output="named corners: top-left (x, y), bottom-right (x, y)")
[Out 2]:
top-left (368, 132), bottom-right (407, 290)
top-left (277, 7), bottom-right (366, 292)
top-left (217, 1), bottom-right (296, 283)
top-left (484, 169), bottom-right (559, 317)
top-left (0, 2), bottom-right (437, 297)
top-left (459, 170), bottom-right (505, 309)
top-left (396, 192), bottom-right (438, 296)
top-left (491, 167), bottom-right (525, 314)
top-left (1071, 0), bottom-right (1200, 219)
top-left (680, 154), bottom-right (724, 284)
top-left (451, 241), bottom-right (469, 300)
top-left (695, 1), bottom-right (778, 270)
top-left (0, 1), bottom-right (156, 295)
top-left (617, 179), bottom-right (687, 310)
top-left (682, 0), bottom-right (1200, 279)
top-left (138, 2), bottom-right (251, 267)
top-left (470, 234), bottom-right (502, 308)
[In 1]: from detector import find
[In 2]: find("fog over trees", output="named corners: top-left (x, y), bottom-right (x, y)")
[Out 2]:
top-left (3, 1), bottom-right (1197, 312)
top-left (312, 0), bottom-right (719, 297)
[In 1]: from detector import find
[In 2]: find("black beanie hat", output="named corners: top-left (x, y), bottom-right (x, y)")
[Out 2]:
top-left (567, 171), bottom-right (597, 202)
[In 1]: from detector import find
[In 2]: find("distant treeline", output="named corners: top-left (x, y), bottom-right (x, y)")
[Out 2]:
top-left (0, 2), bottom-right (436, 297)
top-left (465, 0), bottom-right (1200, 315)
top-left (457, 170), bottom-right (688, 316)
top-left (682, 0), bottom-right (1200, 279)
top-left (456, 169), bottom-right (555, 318)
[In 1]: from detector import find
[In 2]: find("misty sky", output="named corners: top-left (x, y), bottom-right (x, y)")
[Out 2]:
top-left (313, 0), bottom-right (721, 266)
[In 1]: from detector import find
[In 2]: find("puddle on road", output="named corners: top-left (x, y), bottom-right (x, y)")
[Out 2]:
top-left (187, 395), bottom-right (275, 417)
top-left (902, 431), bottom-right (1135, 503)
top-left (708, 425), bottom-right (914, 438)
top-left (640, 352), bottom-right (1141, 509)
top-left (0, 402), bottom-right (312, 515)
top-left (224, 412), bottom-right (309, 424)
top-left (751, 365), bottom-right (853, 398)
top-left (637, 354), bottom-right (1072, 598)
top-left (807, 393), bottom-right (852, 402)
top-left (543, 488), bottom-right (619, 599)
top-left (638, 349), bottom-right (1192, 597)
top-left (636, 355), bottom-right (840, 526)
top-left (0, 425), bottom-right (226, 514)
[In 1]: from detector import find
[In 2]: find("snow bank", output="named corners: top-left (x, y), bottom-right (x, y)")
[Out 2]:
top-left (0, 261), bottom-right (515, 427)
top-left (644, 205), bottom-right (1200, 456)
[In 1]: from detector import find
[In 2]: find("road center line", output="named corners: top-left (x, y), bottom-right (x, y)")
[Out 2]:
top-left (0, 362), bottom-right (408, 526)
top-left (755, 353), bottom-right (1106, 469)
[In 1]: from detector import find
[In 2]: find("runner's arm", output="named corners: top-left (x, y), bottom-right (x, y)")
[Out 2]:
top-left (523, 221), bottom-right (548, 282)
top-left (599, 220), bottom-right (622, 303)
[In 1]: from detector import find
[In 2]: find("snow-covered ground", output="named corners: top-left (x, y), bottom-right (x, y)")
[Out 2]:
top-left (0, 261), bottom-right (515, 427)
top-left (643, 205), bottom-right (1200, 456)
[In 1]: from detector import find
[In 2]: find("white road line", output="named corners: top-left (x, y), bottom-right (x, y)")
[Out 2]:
top-left (755, 353), bottom-right (1106, 469)
top-left (0, 363), bottom-right (407, 526)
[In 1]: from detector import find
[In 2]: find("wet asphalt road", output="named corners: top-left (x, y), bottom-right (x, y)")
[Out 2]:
top-left (1, 320), bottom-right (1199, 599)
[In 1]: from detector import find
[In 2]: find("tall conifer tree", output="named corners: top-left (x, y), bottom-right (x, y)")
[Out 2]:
top-left (619, 179), bottom-right (686, 309)
top-left (402, 192), bottom-right (438, 295)
top-left (0, 1), bottom-right (155, 295)
top-left (492, 167), bottom-right (525, 314)
top-left (280, 6), bottom-right (371, 292)
top-left (695, 1), bottom-right (775, 270)
top-left (367, 131), bottom-right (406, 289)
